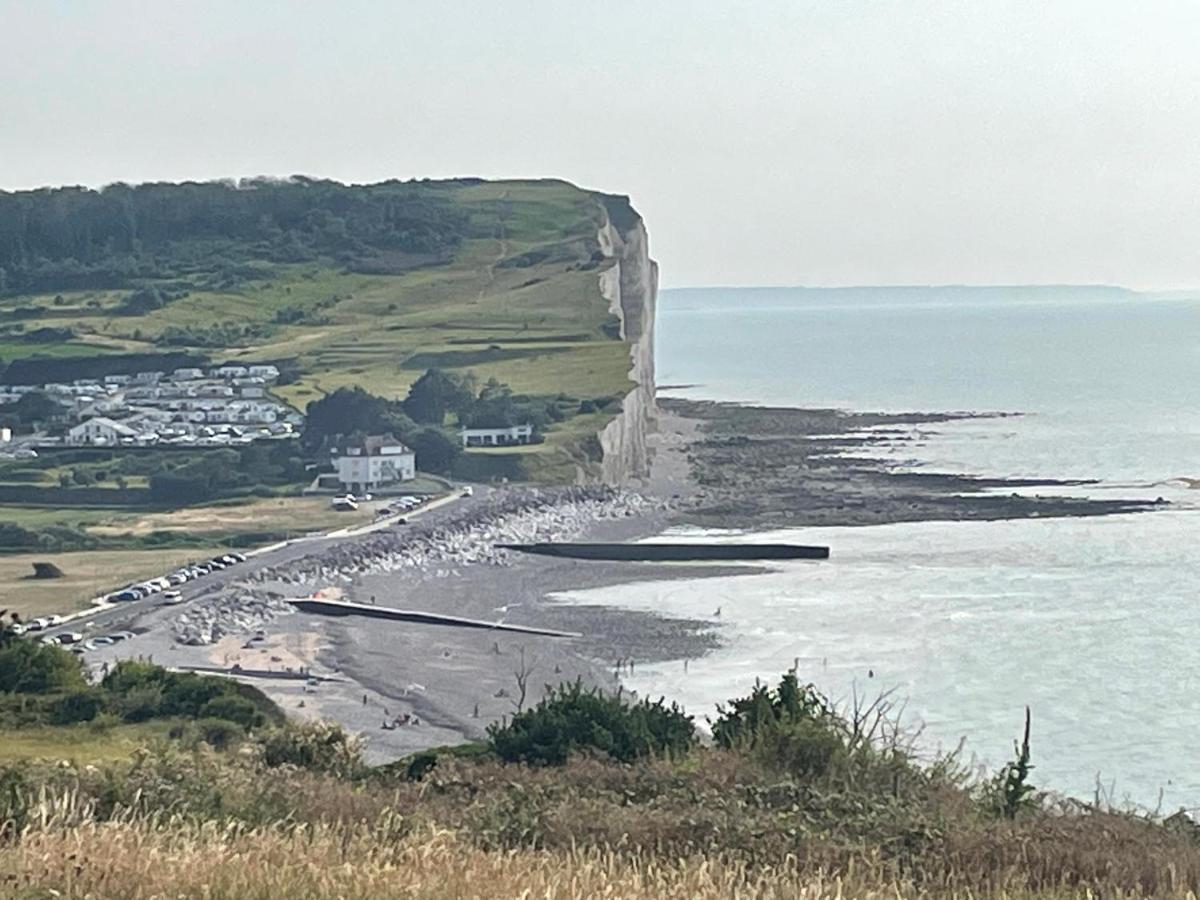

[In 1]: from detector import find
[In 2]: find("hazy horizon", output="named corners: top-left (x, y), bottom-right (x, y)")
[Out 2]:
top-left (4, 1), bottom-right (1200, 291)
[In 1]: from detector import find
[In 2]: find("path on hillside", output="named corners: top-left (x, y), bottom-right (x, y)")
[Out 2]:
top-left (475, 191), bottom-right (510, 304)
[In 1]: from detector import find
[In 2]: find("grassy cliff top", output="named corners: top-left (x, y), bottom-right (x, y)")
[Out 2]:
top-left (0, 177), bottom-right (644, 480)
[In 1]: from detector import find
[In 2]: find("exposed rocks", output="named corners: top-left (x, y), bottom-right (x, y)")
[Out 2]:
top-left (248, 486), bottom-right (665, 594)
top-left (171, 592), bottom-right (292, 646)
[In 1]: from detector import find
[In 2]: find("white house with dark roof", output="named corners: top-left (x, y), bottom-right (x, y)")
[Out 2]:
top-left (331, 434), bottom-right (416, 492)
top-left (66, 417), bottom-right (138, 446)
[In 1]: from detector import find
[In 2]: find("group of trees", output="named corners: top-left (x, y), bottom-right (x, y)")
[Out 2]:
top-left (0, 177), bottom-right (475, 294)
top-left (147, 443), bottom-right (307, 504)
top-left (0, 390), bottom-right (65, 433)
top-left (303, 368), bottom-right (571, 476)
top-left (302, 382), bottom-right (461, 475)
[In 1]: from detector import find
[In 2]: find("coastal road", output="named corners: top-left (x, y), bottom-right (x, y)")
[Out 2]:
top-left (39, 487), bottom-right (493, 644)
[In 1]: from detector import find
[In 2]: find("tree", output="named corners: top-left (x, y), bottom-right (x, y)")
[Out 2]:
top-left (302, 386), bottom-right (393, 451)
top-left (5, 391), bottom-right (65, 426)
top-left (0, 638), bottom-right (87, 693)
top-left (408, 426), bottom-right (460, 475)
top-left (402, 368), bottom-right (474, 425)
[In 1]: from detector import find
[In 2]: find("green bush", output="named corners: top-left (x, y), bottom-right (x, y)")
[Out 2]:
top-left (0, 637), bottom-right (86, 694)
top-left (487, 680), bottom-right (695, 766)
top-left (710, 671), bottom-right (837, 750)
top-left (196, 717), bottom-right (245, 751)
top-left (261, 721), bottom-right (365, 777)
top-left (49, 689), bottom-right (107, 725)
top-left (199, 695), bottom-right (265, 730)
top-left (117, 684), bottom-right (165, 722)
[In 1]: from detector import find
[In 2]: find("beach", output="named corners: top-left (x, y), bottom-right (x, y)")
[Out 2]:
top-left (81, 395), bottom-right (1165, 765)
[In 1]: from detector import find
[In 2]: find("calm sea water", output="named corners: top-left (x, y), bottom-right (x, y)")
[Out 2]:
top-left (560, 286), bottom-right (1200, 809)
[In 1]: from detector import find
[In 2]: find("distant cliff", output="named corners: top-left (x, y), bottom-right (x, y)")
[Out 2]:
top-left (595, 197), bottom-right (659, 484)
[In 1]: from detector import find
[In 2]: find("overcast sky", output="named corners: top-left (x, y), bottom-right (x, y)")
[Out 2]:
top-left (2, 1), bottom-right (1199, 289)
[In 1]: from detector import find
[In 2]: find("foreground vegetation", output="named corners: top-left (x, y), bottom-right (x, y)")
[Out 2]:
top-left (4, 625), bottom-right (1200, 898)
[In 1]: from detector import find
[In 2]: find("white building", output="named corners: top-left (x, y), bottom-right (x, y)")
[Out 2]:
top-left (247, 364), bottom-right (279, 380)
top-left (172, 367), bottom-right (205, 380)
top-left (66, 417), bottom-right (138, 445)
top-left (331, 434), bottom-right (416, 492)
top-left (460, 423), bottom-right (534, 448)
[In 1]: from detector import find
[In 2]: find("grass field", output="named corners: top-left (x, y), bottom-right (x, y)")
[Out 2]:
top-left (0, 721), bottom-right (176, 764)
top-left (83, 495), bottom-right (375, 537)
top-left (0, 547), bottom-right (225, 619)
top-left (0, 181), bottom-right (633, 480)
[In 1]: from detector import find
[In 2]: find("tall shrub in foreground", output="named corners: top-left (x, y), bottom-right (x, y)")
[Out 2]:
top-left (487, 680), bottom-right (695, 766)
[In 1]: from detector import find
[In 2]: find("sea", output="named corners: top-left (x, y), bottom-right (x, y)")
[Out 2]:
top-left (557, 285), bottom-right (1200, 810)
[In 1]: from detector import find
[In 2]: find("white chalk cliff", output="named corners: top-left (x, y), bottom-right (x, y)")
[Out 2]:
top-left (596, 205), bottom-right (659, 484)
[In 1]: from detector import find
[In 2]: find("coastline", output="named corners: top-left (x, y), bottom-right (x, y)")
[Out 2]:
top-left (84, 396), bottom-right (1168, 765)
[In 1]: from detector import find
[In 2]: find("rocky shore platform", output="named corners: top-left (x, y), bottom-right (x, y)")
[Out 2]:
top-left (664, 398), bottom-right (1162, 528)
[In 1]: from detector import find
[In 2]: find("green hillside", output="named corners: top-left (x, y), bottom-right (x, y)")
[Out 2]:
top-left (0, 178), bottom-right (636, 478)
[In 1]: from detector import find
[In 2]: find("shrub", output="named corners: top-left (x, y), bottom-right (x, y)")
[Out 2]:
top-left (196, 717), bottom-right (245, 751)
top-left (117, 684), bottom-right (165, 722)
top-left (199, 695), bottom-right (265, 730)
top-left (261, 721), bottom-right (365, 778)
top-left (710, 671), bottom-right (838, 750)
top-left (49, 689), bottom-right (106, 725)
top-left (0, 638), bottom-right (86, 694)
top-left (487, 680), bottom-right (695, 766)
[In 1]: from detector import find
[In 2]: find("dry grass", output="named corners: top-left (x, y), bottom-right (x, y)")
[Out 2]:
top-left (2, 819), bottom-right (809, 899)
top-left (5, 815), bottom-right (1199, 899)
top-left (85, 495), bottom-right (375, 537)
top-left (0, 547), bottom-right (224, 619)
top-left (4, 748), bottom-right (1200, 898)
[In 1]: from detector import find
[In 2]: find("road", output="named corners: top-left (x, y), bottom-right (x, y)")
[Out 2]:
top-left (40, 487), bottom-right (491, 643)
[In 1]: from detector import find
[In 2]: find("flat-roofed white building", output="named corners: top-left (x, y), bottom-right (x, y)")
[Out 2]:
top-left (459, 423), bottom-right (534, 448)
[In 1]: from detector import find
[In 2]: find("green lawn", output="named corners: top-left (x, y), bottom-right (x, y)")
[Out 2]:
top-left (0, 721), bottom-right (179, 764)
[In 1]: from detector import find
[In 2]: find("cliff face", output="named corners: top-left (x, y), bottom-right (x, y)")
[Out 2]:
top-left (596, 205), bottom-right (659, 485)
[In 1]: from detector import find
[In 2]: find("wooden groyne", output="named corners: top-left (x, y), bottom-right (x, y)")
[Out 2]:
top-left (498, 542), bottom-right (830, 562)
top-left (287, 597), bottom-right (581, 638)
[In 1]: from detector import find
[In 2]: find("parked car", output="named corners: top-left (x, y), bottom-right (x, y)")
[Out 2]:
top-left (168, 573), bottom-right (188, 586)
top-left (230, 552), bottom-right (247, 562)
top-left (461, 486), bottom-right (474, 497)
top-left (39, 635), bottom-right (59, 646)
top-left (59, 632), bottom-right (83, 644)
top-left (9, 623), bottom-right (26, 636)
top-left (161, 591), bottom-right (183, 604)
top-left (111, 590), bottom-right (139, 602)
top-left (109, 631), bottom-right (135, 642)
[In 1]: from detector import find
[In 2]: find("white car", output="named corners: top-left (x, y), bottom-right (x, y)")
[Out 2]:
top-left (161, 591), bottom-right (183, 604)
top-left (9, 622), bottom-right (27, 636)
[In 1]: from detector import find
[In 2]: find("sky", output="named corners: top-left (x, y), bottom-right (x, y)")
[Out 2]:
top-left (2, 1), bottom-right (1199, 290)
